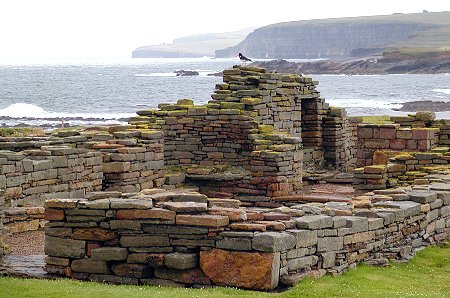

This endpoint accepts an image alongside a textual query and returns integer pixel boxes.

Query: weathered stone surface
[154,268,211,285]
[45,236,85,258]
[91,247,128,261]
[45,256,70,267]
[317,237,343,252]
[229,223,266,231]
[110,198,153,209]
[111,263,153,278]
[116,209,175,221]
[208,207,247,221]
[127,253,165,267]
[208,198,241,208]
[164,252,198,270]
[287,255,318,271]
[45,228,73,237]
[45,199,79,209]
[407,191,437,203]
[120,235,170,247]
[162,202,207,213]
[321,252,336,268]
[71,259,110,274]
[109,220,141,230]
[172,193,208,203]
[216,237,252,251]
[295,215,333,229]
[252,232,295,252]
[176,214,229,227]
[200,248,280,290]
[142,224,208,235]
[72,227,117,241]
[286,229,318,247]
[44,208,65,221]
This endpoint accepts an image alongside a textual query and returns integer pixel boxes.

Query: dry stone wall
[357,124,438,167]
[43,186,449,290]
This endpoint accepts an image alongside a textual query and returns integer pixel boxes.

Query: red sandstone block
[406,140,418,150]
[45,208,65,221]
[389,139,406,150]
[357,127,373,139]
[412,129,429,140]
[379,127,396,139]
[417,140,431,150]
[116,209,176,221]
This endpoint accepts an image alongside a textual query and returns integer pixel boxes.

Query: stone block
[200,248,280,290]
[317,237,343,252]
[111,263,153,278]
[120,235,170,247]
[72,227,117,241]
[216,237,252,251]
[252,232,295,252]
[44,208,65,221]
[164,252,198,270]
[295,215,333,229]
[110,198,153,209]
[45,236,85,258]
[321,252,336,268]
[162,202,207,213]
[116,209,176,221]
[176,214,229,227]
[287,255,318,271]
[286,229,318,247]
[71,259,110,274]
[342,216,369,233]
[154,268,211,285]
[91,247,128,261]
[109,220,141,230]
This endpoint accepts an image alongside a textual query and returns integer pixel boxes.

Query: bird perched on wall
[237,53,252,65]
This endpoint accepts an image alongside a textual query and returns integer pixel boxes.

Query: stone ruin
[0,66,449,290]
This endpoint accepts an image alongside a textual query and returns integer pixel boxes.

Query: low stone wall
[44,187,449,290]
[3,206,45,235]
[357,124,438,167]
[0,146,103,208]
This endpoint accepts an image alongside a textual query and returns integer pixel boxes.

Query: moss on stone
[220,102,245,110]
[258,125,275,134]
[240,97,262,105]
[177,99,194,106]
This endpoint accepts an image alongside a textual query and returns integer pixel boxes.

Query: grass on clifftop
[1,244,449,298]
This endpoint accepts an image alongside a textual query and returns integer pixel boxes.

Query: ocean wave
[326,98,402,109]
[135,73,177,77]
[432,88,450,95]
[0,103,135,119]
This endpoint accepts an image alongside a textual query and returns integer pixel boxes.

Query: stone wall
[0,189,4,255]
[0,146,103,208]
[0,128,165,208]
[43,186,449,290]
[357,124,439,167]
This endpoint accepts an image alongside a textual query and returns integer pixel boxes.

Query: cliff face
[215,12,450,59]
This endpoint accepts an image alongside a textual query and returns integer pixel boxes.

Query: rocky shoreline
[394,100,450,112]
[251,51,450,75]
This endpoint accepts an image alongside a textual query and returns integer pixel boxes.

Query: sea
[0,57,449,128]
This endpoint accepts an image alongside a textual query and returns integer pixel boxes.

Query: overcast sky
[0,0,449,60]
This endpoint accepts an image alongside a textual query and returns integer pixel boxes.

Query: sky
[0,0,449,61]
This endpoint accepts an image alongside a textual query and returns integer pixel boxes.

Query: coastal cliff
[216,11,450,59]
[250,49,450,75]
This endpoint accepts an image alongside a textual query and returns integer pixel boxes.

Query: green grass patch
[361,115,393,124]
[1,244,449,298]
[0,127,45,137]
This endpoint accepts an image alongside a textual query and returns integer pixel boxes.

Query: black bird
[238,53,252,64]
